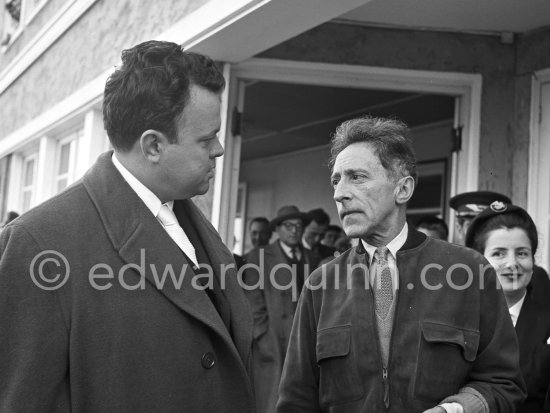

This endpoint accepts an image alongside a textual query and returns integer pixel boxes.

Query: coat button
[201,352,216,369]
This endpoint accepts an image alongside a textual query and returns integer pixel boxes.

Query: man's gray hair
[328,115,418,185]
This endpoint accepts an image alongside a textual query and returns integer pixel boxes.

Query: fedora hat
[270,205,311,231]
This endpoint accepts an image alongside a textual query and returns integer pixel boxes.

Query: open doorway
[235,80,454,254]
[212,59,481,253]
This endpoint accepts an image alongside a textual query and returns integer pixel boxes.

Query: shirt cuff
[440,387,489,413]
[439,402,463,413]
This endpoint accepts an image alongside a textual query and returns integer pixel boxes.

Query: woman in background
[466,201,550,412]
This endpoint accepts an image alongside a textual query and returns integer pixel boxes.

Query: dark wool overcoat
[0,152,255,413]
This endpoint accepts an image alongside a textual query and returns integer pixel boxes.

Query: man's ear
[395,176,415,205]
[139,129,169,163]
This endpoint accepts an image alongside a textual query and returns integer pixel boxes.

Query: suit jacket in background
[243,241,313,413]
[0,152,255,412]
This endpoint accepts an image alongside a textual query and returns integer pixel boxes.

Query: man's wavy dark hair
[103,40,225,151]
[328,115,417,185]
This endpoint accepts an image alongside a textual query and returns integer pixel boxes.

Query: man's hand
[423,407,446,413]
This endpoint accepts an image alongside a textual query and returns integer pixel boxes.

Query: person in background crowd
[243,205,313,413]
[302,208,335,268]
[4,210,19,224]
[416,215,449,241]
[321,224,343,248]
[248,216,272,252]
[466,201,550,413]
[0,40,254,412]
[449,191,511,245]
[0,211,19,229]
[451,191,550,307]
[278,115,526,413]
[318,233,353,267]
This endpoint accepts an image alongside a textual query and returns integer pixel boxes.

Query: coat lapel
[174,200,253,365]
[515,292,540,357]
[82,153,238,348]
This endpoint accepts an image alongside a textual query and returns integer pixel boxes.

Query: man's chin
[196,182,211,196]
[341,225,362,239]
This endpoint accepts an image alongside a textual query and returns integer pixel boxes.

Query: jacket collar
[355,222,427,255]
[82,152,252,365]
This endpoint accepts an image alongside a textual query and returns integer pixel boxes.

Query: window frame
[1,0,53,51]
[20,152,37,212]
[54,129,80,194]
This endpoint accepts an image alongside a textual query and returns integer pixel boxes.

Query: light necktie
[157,204,198,267]
[373,247,393,320]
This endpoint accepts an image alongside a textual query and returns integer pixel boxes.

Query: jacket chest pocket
[414,321,480,403]
[316,325,364,407]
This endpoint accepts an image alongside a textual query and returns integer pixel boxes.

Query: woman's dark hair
[103,40,225,151]
[471,212,538,255]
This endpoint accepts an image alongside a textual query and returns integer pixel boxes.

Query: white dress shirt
[361,222,408,292]
[111,153,198,267]
[279,241,302,261]
[509,292,526,327]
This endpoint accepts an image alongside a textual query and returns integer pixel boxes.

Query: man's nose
[211,137,224,158]
[333,180,349,203]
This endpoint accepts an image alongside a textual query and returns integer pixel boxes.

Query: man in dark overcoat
[243,205,313,413]
[0,41,255,412]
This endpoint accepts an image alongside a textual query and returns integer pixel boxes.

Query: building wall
[258,23,519,200]
[0,0,209,140]
[0,0,67,70]
[513,27,550,204]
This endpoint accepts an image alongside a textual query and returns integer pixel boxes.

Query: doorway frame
[528,67,550,271]
[213,58,482,247]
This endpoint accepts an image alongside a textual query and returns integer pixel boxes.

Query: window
[1,0,51,49]
[21,153,37,212]
[407,159,449,223]
[1,0,22,47]
[55,129,80,194]
[0,156,11,221]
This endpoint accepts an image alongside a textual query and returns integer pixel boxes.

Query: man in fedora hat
[242,205,313,413]
[449,190,511,245]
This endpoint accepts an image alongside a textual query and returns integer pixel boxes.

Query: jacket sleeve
[0,224,70,411]
[462,265,527,412]
[277,283,320,412]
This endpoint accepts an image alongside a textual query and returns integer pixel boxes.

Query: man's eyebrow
[340,168,369,175]
[199,128,220,139]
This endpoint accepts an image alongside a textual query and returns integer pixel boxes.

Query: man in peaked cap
[242,205,313,413]
[450,190,511,245]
